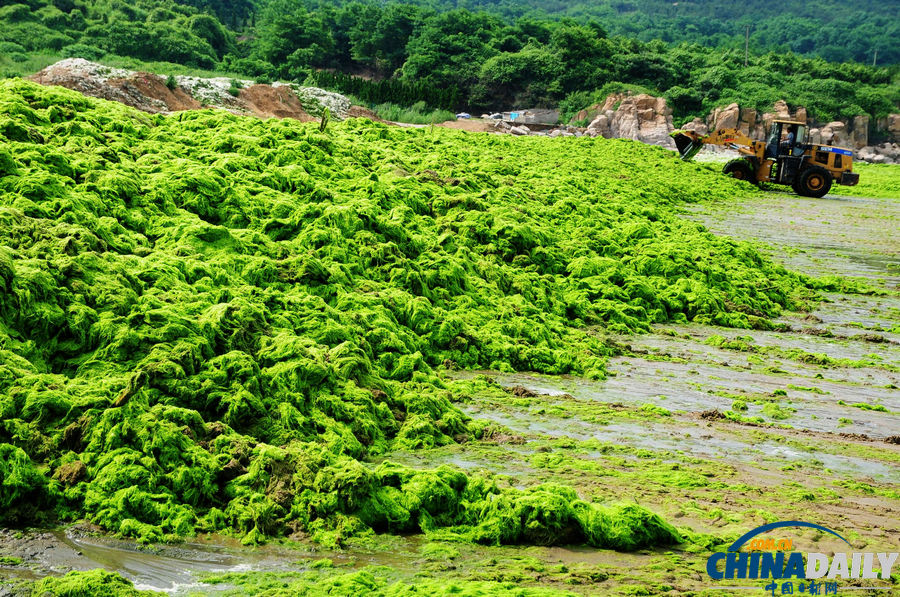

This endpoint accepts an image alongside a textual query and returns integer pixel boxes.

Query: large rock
[819,121,847,146]
[588,93,675,148]
[874,143,900,160]
[738,108,756,137]
[709,103,740,131]
[586,114,609,136]
[808,128,822,145]
[680,118,707,136]
[773,100,791,119]
[874,114,900,143]
[849,115,869,149]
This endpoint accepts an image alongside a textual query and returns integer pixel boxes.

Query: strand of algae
[0,79,821,548]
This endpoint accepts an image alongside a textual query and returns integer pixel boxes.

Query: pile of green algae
[0,79,823,550]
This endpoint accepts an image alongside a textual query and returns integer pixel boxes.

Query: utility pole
[873,49,877,67]
[744,26,749,67]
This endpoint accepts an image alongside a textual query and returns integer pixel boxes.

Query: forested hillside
[1,0,897,124]
[173,0,900,66]
[409,0,900,66]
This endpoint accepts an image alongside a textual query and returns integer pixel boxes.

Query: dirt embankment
[238,84,315,121]
[437,119,496,132]
[29,58,316,121]
[113,71,201,111]
[346,105,383,121]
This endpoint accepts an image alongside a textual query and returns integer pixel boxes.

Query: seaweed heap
[0,80,810,547]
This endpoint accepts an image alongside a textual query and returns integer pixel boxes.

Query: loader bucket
[671,131,702,161]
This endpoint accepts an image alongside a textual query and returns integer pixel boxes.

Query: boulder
[680,117,708,136]
[849,115,869,149]
[709,103,740,131]
[587,114,610,137]
[773,100,791,118]
[856,143,899,164]
[856,147,876,161]
[889,115,900,142]
[819,121,847,146]
[874,143,900,159]
[738,108,756,137]
[510,125,530,136]
[605,93,675,148]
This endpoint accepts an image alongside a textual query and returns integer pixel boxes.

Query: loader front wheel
[796,166,832,198]
[723,159,756,184]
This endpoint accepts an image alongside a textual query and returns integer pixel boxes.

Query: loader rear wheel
[723,159,756,184]
[795,166,832,198]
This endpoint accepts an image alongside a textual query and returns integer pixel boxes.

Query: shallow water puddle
[684,193,900,284]
[457,393,899,483]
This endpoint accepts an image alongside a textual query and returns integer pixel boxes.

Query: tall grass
[0,52,63,78]
[0,50,250,80]
[373,101,456,124]
[308,70,460,111]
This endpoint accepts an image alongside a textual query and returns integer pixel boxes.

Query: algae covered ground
[843,163,900,199]
[0,80,897,596]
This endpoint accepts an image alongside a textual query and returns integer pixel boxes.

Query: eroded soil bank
[2,191,897,595]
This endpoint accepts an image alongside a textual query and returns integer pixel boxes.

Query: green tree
[401,10,502,91]
[255,0,334,75]
[350,3,426,76]
[472,44,560,109]
[550,22,613,92]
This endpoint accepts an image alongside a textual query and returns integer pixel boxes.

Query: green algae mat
[0,79,832,558]
[840,163,900,199]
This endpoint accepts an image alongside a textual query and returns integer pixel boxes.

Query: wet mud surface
[685,192,899,284]
[2,192,898,595]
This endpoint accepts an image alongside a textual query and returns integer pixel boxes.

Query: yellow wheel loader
[671,119,859,197]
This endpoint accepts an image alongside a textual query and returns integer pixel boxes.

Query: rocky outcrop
[856,143,900,164]
[679,99,891,161]
[585,93,675,148]
[807,116,868,150]
[500,93,898,162]
[877,114,900,143]
[491,92,898,162]
[567,93,892,158]
[709,103,740,131]
[698,100,884,155]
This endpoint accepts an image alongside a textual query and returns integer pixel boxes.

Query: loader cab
[766,120,806,158]
[766,119,807,184]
